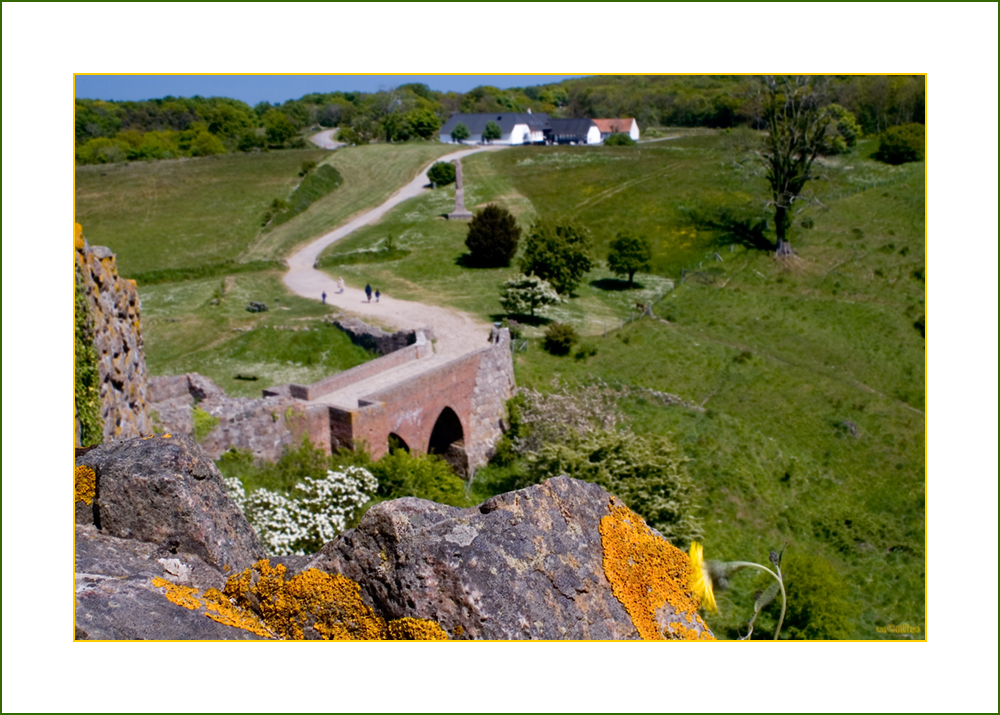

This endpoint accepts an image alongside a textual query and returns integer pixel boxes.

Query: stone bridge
[263,326,514,476]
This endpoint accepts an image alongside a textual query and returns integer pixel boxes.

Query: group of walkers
[320,277,380,305]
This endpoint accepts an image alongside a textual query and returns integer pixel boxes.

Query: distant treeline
[75,75,924,164]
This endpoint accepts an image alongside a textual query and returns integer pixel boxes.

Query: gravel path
[283,145,505,358]
[308,129,343,150]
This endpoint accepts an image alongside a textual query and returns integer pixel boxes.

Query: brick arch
[388,433,410,453]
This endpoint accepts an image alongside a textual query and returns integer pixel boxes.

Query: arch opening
[388,433,410,454]
[428,407,468,478]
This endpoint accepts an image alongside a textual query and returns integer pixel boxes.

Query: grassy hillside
[140,269,373,398]
[75,149,328,276]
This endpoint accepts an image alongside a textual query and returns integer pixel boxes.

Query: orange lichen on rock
[74,465,96,505]
[386,617,449,641]
[665,622,715,641]
[219,559,449,641]
[201,587,276,638]
[74,222,84,250]
[152,577,203,610]
[599,498,714,641]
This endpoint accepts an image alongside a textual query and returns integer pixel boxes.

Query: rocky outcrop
[308,476,712,640]
[148,373,313,462]
[74,236,153,444]
[74,436,713,641]
[74,524,264,640]
[75,434,264,571]
[330,316,434,355]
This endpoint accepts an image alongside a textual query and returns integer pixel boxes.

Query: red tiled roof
[593,118,636,133]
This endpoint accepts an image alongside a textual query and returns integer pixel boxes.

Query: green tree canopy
[465,204,521,267]
[607,231,652,287]
[483,120,502,142]
[427,161,456,187]
[450,122,470,143]
[519,220,594,295]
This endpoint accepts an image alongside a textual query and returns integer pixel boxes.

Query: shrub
[450,122,470,143]
[875,123,925,164]
[427,161,456,187]
[499,274,561,317]
[543,322,579,356]
[368,449,469,506]
[604,132,636,146]
[523,429,702,544]
[777,554,854,640]
[465,204,521,267]
[191,406,220,442]
[74,275,102,447]
[225,466,378,555]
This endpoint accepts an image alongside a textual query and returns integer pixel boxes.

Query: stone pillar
[447,158,473,220]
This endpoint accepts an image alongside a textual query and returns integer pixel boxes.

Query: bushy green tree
[451,122,470,143]
[190,130,227,157]
[820,103,862,154]
[427,161,456,187]
[519,220,594,294]
[465,204,521,267]
[483,120,502,143]
[368,449,469,506]
[875,123,924,164]
[263,108,297,145]
[499,274,561,317]
[607,231,652,287]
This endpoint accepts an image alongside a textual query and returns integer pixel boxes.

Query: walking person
[321,291,326,304]
[365,283,372,303]
[375,289,381,303]
[338,277,345,294]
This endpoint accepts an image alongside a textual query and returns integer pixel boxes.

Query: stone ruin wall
[75,236,153,445]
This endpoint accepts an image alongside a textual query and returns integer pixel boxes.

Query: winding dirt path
[283,146,504,358]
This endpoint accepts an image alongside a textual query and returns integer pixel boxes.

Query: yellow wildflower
[688,541,717,612]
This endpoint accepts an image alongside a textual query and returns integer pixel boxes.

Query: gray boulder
[75,524,264,640]
[75,434,263,572]
[306,476,713,640]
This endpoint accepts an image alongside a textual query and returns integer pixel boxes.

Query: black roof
[440,112,552,136]
[548,118,597,137]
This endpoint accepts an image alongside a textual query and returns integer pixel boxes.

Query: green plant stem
[728,560,787,640]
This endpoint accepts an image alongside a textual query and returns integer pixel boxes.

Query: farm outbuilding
[548,118,602,145]
[594,118,640,142]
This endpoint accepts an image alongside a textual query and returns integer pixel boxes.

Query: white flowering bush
[225,466,378,555]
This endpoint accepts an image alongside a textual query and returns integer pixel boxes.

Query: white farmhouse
[439,112,551,145]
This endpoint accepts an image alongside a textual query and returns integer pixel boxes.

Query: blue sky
[74,75,591,105]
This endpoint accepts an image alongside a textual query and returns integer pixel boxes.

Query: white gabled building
[439,112,551,145]
[594,118,640,142]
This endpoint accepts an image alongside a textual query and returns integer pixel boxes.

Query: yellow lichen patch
[74,222,84,250]
[202,588,276,638]
[74,465,96,505]
[599,498,714,641]
[162,433,172,439]
[152,577,203,610]
[386,618,449,641]
[221,560,447,641]
[665,622,715,641]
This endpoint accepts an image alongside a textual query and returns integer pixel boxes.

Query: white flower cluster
[224,467,378,556]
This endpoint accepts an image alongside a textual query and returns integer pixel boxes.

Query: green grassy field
[140,269,373,397]
[75,149,328,276]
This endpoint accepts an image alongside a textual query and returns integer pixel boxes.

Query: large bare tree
[758,76,832,257]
